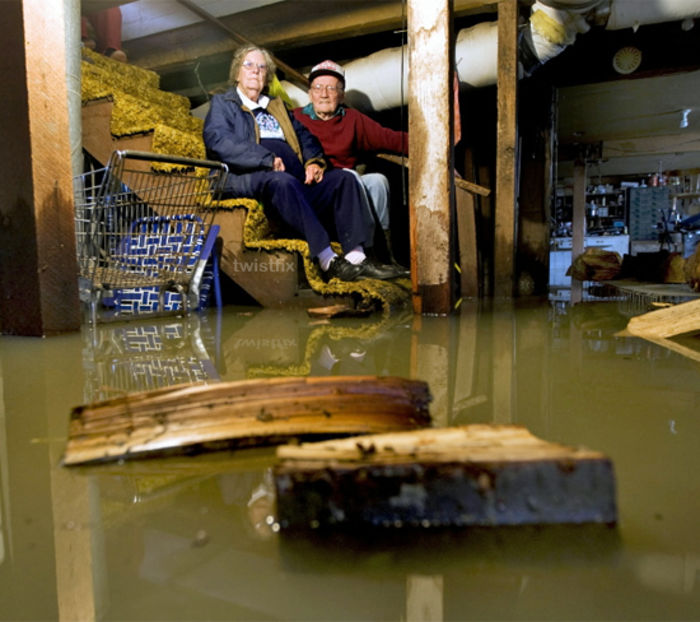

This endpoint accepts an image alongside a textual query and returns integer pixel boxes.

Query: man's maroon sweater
[293,105,408,170]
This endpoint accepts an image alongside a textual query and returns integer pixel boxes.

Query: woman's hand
[304,163,323,185]
[272,157,285,172]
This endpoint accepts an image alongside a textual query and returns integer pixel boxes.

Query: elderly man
[293,60,408,267]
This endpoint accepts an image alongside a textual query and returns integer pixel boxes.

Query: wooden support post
[494,0,519,298]
[491,302,514,424]
[406,575,443,622]
[415,318,452,428]
[571,159,587,304]
[456,187,479,298]
[408,0,454,315]
[0,0,80,335]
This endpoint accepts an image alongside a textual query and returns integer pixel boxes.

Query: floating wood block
[274,425,617,529]
[62,376,432,466]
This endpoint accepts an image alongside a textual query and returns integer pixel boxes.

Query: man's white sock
[344,246,366,265]
[317,246,337,272]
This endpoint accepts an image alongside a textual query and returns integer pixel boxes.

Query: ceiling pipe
[605,0,700,30]
[280,0,700,112]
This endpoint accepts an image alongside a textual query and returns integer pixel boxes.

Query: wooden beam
[603,131,700,159]
[377,153,491,197]
[493,0,519,298]
[407,0,454,315]
[571,159,587,304]
[0,0,80,335]
[174,0,309,90]
[125,1,495,74]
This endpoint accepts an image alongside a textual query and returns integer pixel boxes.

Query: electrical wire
[399,0,408,208]
[193,61,210,101]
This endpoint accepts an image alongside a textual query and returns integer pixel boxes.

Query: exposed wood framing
[494,0,518,297]
[0,0,80,336]
[407,0,454,315]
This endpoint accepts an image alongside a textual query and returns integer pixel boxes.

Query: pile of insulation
[80,49,411,315]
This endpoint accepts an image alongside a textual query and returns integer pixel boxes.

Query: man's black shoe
[324,256,364,282]
[387,260,410,279]
[355,259,407,280]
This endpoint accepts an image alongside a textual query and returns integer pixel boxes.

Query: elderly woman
[203,45,399,282]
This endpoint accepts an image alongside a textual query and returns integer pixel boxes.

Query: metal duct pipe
[606,0,700,30]
[281,0,700,112]
[281,0,592,109]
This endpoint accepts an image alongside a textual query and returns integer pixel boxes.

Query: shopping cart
[73,150,228,323]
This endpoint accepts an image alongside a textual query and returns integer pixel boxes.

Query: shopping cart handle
[109,150,229,173]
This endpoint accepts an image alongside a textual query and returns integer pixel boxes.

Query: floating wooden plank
[617,298,700,362]
[274,424,617,529]
[621,297,700,339]
[62,376,432,466]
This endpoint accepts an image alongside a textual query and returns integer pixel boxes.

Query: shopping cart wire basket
[74,150,228,323]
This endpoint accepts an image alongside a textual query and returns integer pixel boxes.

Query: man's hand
[273,157,285,172]
[304,163,323,185]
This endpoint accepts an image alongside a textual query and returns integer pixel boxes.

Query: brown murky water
[0,299,698,621]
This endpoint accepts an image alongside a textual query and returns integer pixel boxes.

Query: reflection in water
[0,300,698,620]
[82,314,221,402]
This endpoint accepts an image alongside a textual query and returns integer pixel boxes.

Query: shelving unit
[585,189,627,235]
[553,186,627,237]
[551,184,630,291]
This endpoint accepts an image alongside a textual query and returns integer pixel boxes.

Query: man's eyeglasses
[311,84,343,93]
[242,60,267,72]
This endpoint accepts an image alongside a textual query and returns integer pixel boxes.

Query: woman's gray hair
[228,45,276,89]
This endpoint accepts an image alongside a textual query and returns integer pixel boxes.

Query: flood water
[0,298,698,621]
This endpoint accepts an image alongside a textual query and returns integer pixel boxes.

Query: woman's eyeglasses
[242,61,267,72]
